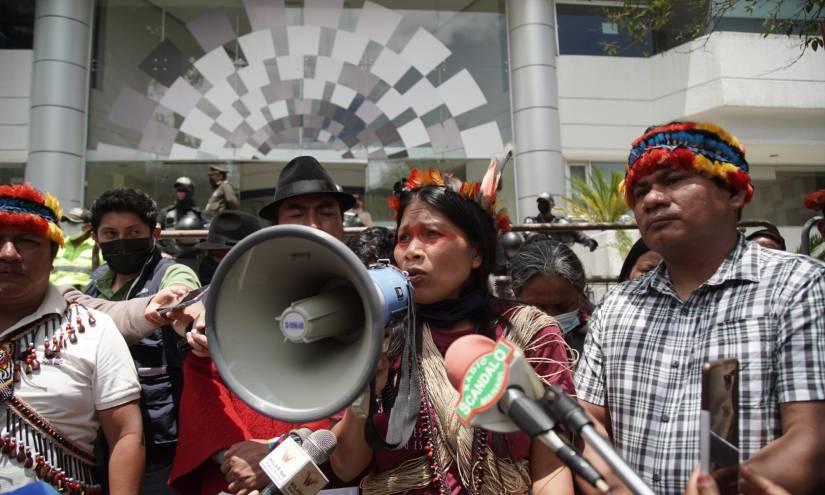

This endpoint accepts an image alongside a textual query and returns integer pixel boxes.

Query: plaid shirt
[575,237,825,493]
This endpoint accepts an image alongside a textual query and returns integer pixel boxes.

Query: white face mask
[553,309,581,335]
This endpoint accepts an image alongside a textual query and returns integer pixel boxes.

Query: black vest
[85,248,186,462]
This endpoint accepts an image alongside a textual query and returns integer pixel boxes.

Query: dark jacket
[85,248,186,466]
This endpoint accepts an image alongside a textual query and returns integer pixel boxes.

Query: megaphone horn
[206,224,411,423]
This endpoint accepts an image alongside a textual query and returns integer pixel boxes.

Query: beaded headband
[0,183,65,246]
[620,122,753,208]
[389,159,512,232]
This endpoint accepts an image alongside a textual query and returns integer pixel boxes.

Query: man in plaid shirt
[574,122,825,494]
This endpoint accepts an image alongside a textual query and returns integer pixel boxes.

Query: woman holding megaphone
[330,163,577,495]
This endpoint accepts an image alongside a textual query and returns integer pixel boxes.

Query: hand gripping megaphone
[206,224,411,422]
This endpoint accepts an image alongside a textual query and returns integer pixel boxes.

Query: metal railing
[159,219,786,303]
[158,219,781,239]
[800,216,823,256]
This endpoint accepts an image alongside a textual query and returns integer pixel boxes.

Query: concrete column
[25,0,93,210]
[506,0,565,220]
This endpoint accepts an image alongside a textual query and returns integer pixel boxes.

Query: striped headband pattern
[0,183,65,246]
[620,122,753,208]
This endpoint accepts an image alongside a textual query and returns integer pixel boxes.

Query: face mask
[538,202,551,215]
[553,309,580,335]
[100,237,154,275]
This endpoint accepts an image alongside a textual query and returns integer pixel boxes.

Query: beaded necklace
[0,302,103,494]
[419,366,487,495]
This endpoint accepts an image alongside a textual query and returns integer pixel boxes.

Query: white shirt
[0,285,141,489]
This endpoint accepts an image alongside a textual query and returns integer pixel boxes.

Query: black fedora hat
[258,155,356,220]
[196,210,262,251]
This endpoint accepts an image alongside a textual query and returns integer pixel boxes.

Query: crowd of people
[1,121,823,495]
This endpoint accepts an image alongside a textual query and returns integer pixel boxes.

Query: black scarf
[416,287,488,327]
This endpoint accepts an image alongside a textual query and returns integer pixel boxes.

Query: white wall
[557,32,825,166]
[0,50,32,163]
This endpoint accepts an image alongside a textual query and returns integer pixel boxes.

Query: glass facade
[565,161,624,188]
[555,0,814,56]
[0,0,34,49]
[592,162,624,179]
[712,0,809,33]
[85,161,243,219]
[746,169,825,227]
[0,163,24,185]
[556,3,653,56]
[86,0,512,223]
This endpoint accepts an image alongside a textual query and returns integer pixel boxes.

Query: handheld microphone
[286,428,313,445]
[260,429,336,495]
[444,335,610,494]
[213,428,313,464]
[540,386,656,495]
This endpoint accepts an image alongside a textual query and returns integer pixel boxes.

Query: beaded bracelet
[267,434,286,452]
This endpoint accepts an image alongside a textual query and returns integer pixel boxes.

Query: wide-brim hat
[196,210,262,251]
[258,155,356,220]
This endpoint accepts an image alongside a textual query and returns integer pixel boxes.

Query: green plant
[559,169,634,256]
[560,168,629,223]
[798,232,825,261]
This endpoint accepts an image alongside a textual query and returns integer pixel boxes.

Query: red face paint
[394,200,480,305]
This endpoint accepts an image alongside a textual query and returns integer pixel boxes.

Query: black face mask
[100,238,154,275]
[538,201,551,215]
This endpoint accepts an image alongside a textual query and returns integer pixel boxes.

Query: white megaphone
[206,224,411,423]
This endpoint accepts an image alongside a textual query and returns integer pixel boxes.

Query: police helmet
[174,176,194,192]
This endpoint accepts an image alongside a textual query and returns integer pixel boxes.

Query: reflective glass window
[86,0,514,223]
[0,163,25,185]
[556,4,652,56]
[746,169,825,227]
[0,0,34,49]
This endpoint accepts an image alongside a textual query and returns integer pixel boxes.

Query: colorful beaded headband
[389,159,512,232]
[620,122,753,208]
[0,183,65,246]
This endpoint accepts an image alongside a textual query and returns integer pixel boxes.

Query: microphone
[287,427,313,445]
[540,386,655,495]
[213,428,313,464]
[444,335,610,494]
[259,429,337,495]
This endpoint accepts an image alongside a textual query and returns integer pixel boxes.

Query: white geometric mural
[100,0,505,161]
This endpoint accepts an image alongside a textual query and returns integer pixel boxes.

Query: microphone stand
[542,386,656,495]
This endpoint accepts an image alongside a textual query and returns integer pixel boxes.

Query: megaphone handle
[363,378,403,451]
[353,343,390,418]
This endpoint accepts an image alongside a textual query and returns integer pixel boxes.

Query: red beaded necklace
[418,369,487,495]
[1,302,103,494]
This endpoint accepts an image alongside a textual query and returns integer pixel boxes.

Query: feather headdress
[620,122,753,208]
[389,156,511,232]
[0,183,65,246]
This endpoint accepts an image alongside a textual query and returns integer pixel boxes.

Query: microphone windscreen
[444,334,497,391]
[303,429,337,465]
